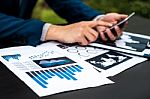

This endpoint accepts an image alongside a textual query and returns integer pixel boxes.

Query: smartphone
[110,12,135,30]
[104,12,135,40]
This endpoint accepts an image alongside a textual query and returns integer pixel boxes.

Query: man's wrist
[45,24,63,41]
[41,23,52,41]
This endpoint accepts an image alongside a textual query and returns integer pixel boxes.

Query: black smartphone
[104,12,135,40]
[110,12,135,30]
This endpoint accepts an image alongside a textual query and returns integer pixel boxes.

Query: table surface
[0,16,150,99]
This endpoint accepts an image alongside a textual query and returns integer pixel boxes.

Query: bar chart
[26,65,83,88]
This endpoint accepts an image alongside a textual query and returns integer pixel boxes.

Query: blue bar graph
[54,68,71,80]
[67,66,76,72]
[63,67,75,75]
[71,65,82,72]
[26,72,47,88]
[45,70,55,76]
[40,70,52,78]
[58,68,77,80]
[26,65,84,88]
[75,65,84,69]
[31,71,48,85]
[35,71,48,80]
[50,69,64,79]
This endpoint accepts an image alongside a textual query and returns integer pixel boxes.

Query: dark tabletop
[0,16,150,99]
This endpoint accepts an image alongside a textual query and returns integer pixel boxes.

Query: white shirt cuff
[41,23,52,41]
[93,15,105,21]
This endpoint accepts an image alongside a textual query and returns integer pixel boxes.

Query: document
[0,31,148,97]
[91,31,150,58]
[0,46,113,97]
[37,41,147,77]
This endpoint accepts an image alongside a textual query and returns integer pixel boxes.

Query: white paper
[90,31,150,57]
[37,41,147,77]
[0,46,113,97]
[0,45,35,55]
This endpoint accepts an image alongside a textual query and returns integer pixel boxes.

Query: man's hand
[45,21,112,45]
[96,13,128,41]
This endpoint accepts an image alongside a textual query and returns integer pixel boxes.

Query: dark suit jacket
[0,0,101,47]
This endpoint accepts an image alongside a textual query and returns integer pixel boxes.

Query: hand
[100,13,128,24]
[45,21,112,45]
[96,13,128,41]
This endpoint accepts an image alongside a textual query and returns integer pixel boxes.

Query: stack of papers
[0,31,149,97]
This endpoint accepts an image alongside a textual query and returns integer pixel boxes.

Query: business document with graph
[0,47,113,97]
[37,41,147,77]
[0,31,149,97]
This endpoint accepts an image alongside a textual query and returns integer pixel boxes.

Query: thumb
[115,14,128,21]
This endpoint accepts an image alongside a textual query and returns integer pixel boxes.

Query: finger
[86,21,99,27]
[96,26,108,41]
[105,28,116,41]
[88,28,99,40]
[85,21,112,29]
[76,32,89,45]
[96,26,107,32]
[99,31,108,41]
[115,14,128,21]
[84,28,99,43]
[114,26,123,37]
[97,21,113,27]
[79,36,89,45]
[119,14,128,19]
[85,21,112,28]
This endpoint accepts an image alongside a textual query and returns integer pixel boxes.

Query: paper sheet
[37,41,147,77]
[91,31,150,57]
[0,46,113,97]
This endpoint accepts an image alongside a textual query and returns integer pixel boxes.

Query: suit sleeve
[45,0,102,23]
[0,12,45,46]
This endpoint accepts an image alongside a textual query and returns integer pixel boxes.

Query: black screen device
[110,12,135,30]
[104,12,135,40]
